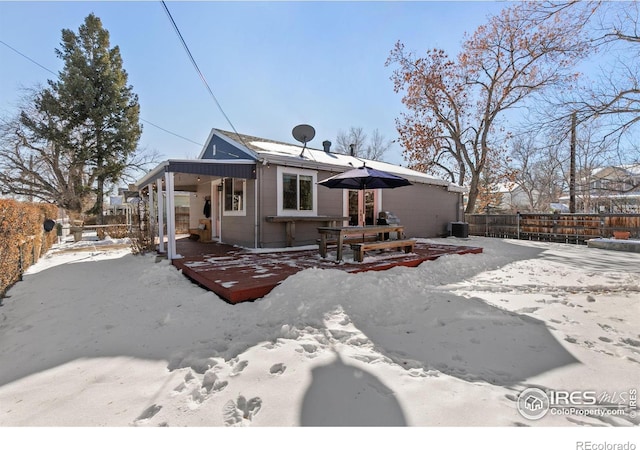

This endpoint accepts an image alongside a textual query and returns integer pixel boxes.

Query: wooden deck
[171,238,483,304]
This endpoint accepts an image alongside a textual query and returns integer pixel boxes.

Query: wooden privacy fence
[465,213,640,244]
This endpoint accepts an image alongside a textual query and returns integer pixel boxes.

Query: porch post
[156,178,165,254]
[147,183,156,246]
[165,171,181,259]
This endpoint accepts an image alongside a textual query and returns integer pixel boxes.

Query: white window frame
[277,166,317,216]
[222,177,246,216]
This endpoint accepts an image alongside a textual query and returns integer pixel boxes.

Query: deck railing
[465,213,640,244]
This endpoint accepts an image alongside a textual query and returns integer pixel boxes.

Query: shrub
[0,199,58,297]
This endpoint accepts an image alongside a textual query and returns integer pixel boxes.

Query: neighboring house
[494,183,540,213]
[559,164,640,213]
[135,129,466,259]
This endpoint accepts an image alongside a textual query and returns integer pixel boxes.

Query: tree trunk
[569,112,577,213]
[95,177,105,225]
[465,173,480,213]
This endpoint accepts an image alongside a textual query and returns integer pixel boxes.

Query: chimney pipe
[349,144,355,157]
[322,140,331,153]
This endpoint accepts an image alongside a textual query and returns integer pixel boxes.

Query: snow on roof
[247,139,462,191]
[209,128,466,192]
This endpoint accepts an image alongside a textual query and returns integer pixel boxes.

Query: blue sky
[0,1,509,166]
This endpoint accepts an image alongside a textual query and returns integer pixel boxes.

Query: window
[277,167,317,215]
[223,178,246,216]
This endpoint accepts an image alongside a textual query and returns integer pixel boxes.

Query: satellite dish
[292,124,315,157]
[292,124,315,144]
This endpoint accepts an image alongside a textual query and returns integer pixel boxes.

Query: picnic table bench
[350,239,417,262]
[317,225,406,261]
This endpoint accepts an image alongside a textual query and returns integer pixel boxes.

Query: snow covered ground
[0,236,638,447]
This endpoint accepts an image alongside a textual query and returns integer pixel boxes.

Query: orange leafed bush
[0,199,58,297]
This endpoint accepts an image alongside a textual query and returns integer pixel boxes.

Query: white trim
[342,188,381,226]
[165,172,174,258]
[165,171,181,259]
[222,178,247,216]
[276,166,318,216]
[254,176,259,248]
[342,190,350,226]
[197,128,217,159]
[148,183,156,248]
[137,161,169,189]
[211,179,222,238]
[156,178,165,254]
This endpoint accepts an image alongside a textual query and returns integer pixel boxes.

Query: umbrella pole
[361,183,364,226]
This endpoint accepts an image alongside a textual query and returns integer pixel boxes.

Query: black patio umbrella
[319,165,412,227]
[318,165,412,190]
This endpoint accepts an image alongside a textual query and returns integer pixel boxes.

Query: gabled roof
[591,164,640,179]
[207,129,466,192]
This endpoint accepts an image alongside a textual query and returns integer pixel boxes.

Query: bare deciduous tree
[334,126,392,161]
[387,1,593,213]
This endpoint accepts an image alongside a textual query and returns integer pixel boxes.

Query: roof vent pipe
[322,140,331,153]
[349,144,355,157]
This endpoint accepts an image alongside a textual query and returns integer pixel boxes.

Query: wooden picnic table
[317,225,405,261]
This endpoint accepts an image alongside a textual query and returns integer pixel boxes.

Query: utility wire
[0,40,56,76]
[160,1,249,149]
[0,39,202,147]
[140,119,202,146]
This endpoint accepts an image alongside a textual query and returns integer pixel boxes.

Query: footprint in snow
[202,369,228,393]
[621,337,640,348]
[173,371,197,393]
[598,323,616,333]
[296,343,318,355]
[269,363,286,375]
[230,360,248,376]
[223,395,262,426]
[134,404,162,423]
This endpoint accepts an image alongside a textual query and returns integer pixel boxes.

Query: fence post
[485,213,488,237]
[517,212,520,240]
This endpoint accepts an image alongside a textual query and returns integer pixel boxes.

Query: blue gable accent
[201,134,256,161]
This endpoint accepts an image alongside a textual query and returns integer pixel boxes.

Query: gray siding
[220,178,257,248]
[219,166,461,248]
[259,165,281,246]
[381,183,460,238]
[258,166,346,248]
[317,169,346,216]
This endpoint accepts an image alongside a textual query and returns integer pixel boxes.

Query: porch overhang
[136,159,257,189]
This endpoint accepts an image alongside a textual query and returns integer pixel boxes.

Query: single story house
[135,128,466,259]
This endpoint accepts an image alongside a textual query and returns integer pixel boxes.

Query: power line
[0,39,202,147]
[0,40,56,76]
[160,1,248,148]
[140,119,202,146]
